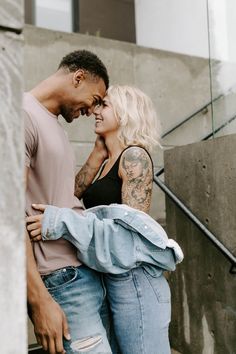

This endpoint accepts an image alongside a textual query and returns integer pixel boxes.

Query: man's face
[60,76,106,123]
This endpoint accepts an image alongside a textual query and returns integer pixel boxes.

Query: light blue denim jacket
[42,204,183,276]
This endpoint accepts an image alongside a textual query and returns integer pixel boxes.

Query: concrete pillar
[0,1,26,352]
[164,135,236,354]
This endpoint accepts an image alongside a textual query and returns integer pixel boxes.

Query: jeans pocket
[42,266,78,291]
[105,270,131,281]
[143,270,171,303]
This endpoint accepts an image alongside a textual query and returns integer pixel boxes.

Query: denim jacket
[42,204,184,276]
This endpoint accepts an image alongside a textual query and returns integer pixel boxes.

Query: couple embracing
[25,50,183,354]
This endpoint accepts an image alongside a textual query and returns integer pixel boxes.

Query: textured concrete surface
[0,1,26,353]
[0,33,26,352]
[0,0,23,29]
[0,5,27,354]
[165,135,236,354]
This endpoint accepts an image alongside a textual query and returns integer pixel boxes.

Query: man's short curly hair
[58,50,109,89]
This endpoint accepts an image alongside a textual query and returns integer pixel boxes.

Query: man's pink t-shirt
[24,92,82,274]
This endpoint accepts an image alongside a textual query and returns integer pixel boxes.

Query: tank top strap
[96,152,123,180]
[99,146,140,178]
[97,145,153,180]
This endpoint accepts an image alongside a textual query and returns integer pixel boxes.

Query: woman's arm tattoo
[120,147,153,212]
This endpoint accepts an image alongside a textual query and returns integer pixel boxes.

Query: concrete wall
[164,134,236,354]
[23,25,213,221]
[0,0,26,353]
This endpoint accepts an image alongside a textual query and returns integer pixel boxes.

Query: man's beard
[60,105,74,123]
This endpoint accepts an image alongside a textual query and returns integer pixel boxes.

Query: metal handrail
[153,175,236,274]
[161,85,236,139]
[161,105,210,139]
[154,111,236,272]
[157,112,236,178]
[155,83,236,274]
[202,113,236,140]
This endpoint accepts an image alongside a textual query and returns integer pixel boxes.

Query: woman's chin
[94,128,104,136]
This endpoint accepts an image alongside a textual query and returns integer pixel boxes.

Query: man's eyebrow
[93,96,103,104]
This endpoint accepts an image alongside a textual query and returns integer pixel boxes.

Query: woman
[27,86,178,354]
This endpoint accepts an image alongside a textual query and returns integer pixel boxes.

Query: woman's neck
[104,135,124,161]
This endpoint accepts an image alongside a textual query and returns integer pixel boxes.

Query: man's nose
[86,107,93,116]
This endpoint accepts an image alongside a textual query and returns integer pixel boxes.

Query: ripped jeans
[42,265,112,354]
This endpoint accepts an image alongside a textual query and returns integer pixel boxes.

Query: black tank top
[82,146,153,209]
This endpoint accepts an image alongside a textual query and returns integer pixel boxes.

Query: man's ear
[73,69,86,87]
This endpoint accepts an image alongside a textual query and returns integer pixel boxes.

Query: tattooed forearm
[74,162,98,199]
[120,147,153,212]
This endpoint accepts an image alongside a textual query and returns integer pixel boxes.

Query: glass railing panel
[207,0,236,138]
[135,0,213,147]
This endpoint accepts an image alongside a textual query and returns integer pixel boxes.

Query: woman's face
[93,95,120,137]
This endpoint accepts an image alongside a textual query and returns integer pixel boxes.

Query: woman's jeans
[105,268,171,354]
[42,265,112,354]
[42,265,171,354]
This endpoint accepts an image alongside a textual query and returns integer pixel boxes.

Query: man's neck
[30,75,62,115]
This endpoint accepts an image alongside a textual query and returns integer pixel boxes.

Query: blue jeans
[104,268,171,354]
[42,265,112,354]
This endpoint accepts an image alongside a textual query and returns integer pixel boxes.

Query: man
[24,50,111,354]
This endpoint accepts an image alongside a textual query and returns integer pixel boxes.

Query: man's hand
[26,204,47,241]
[30,295,71,354]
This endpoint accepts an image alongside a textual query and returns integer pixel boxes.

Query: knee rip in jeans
[70,334,103,353]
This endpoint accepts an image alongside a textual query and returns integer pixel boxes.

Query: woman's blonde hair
[107,85,161,151]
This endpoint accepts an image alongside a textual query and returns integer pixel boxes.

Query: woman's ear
[73,69,86,87]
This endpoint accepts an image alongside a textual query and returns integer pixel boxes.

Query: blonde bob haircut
[107,85,161,151]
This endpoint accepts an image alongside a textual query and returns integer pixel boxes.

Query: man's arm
[74,136,107,198]
[25,167,70,354]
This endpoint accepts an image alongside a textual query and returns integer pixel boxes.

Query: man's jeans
[42,265,112,354]
[104,268,171,354]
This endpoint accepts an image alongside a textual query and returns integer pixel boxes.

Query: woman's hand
[74,136,107,199]
[94,135,108,161]
[26,204,47,242]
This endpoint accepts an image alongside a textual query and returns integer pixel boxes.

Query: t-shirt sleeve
[24,110,38,167]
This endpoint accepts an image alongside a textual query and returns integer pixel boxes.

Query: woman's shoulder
[120,146,153,164]
[118,145,153,178]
